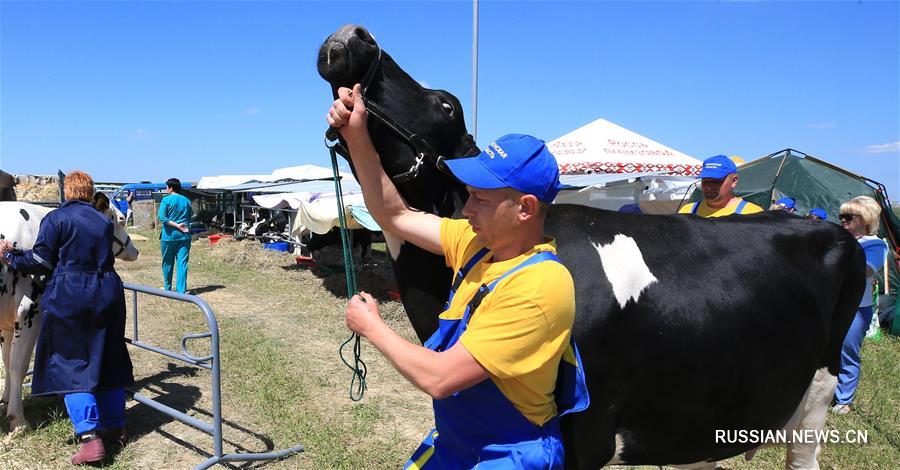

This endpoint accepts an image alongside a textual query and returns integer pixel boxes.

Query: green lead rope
[328,143,367,401]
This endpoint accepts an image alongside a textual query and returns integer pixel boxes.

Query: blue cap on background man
[773,197,796,210]
[445,133,563,203]
[698,155,738,179]
[807,208,827,220]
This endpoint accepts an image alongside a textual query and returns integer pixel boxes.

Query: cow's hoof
[831,404,851,415]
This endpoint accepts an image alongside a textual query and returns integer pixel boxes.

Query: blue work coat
[6,200,134,396]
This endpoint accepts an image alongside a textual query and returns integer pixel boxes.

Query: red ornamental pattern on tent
[558,161,702,176]
[550,139,701,176]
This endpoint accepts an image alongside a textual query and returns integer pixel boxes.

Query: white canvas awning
[197,164,351,190]
[548,118,701,176]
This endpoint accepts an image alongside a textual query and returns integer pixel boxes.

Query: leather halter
[325,46,451,184]
[111,232,131,257]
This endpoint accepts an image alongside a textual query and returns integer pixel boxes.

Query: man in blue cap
[328,84,588,469]
[678,155,763,217]
[806,208,828,220]
[769,196,797,214]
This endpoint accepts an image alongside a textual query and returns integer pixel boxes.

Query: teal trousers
[161,240,191,293]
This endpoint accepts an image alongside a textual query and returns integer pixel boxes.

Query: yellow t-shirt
[440,218,576,426]
[677,198,764,217]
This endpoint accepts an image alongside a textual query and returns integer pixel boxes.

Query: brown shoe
[99,426,128,449]
[71,431,106,465]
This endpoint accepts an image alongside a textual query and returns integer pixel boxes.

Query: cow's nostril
[353,26,376,45]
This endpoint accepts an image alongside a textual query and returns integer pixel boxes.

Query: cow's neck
[388,178,466,343]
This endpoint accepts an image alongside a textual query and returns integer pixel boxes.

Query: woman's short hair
[64,171,95,202]
[840,196,882,236]
[166,178,182,194]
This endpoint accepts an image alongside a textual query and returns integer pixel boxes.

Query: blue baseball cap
[445,134,563,203]
[807,208,827,220]
[773,197,796,210]
[699,155,738,179]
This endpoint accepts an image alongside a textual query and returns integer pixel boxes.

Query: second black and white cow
[0,201,138,434]
[318,25,865,469]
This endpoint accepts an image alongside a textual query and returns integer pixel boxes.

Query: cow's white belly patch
[594,234,657,309]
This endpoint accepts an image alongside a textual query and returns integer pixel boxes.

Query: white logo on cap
[489,142,508,159]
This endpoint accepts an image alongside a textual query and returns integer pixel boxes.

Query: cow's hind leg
[783,367,837,470]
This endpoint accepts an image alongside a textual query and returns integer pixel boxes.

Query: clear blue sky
[2,1,898,198]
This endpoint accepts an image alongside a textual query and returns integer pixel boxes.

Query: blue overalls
[405,248,590,469]
[690,199,749,215]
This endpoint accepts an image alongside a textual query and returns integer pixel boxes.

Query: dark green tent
[708,149,900,333]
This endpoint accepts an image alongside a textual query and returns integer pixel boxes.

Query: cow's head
[93,194,139,261]
[317,24,477,217]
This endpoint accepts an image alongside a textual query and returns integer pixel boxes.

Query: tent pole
[472,0,479,142]
[766,150,792,205]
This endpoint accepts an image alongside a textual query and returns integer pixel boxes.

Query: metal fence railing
[123,282,303,469]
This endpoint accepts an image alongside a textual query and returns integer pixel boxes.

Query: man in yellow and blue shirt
[678,155,763,217]
[329,84,588,469]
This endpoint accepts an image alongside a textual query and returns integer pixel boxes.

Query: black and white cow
[318,25,865,469]
[0,201,138,434]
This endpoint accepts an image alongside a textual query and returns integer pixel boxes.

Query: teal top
[158,193,192,241]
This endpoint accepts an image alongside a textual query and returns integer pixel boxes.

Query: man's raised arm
[327,84,442,256]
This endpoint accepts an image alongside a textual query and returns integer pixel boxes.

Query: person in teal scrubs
[158,178,192,293]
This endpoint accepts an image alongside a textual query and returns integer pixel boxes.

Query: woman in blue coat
[0,171,134,465]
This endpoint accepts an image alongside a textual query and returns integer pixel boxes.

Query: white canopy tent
[547,118,702,213]
[196,164,351,190]
[548,118,701,176]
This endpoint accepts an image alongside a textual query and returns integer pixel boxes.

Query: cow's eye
[442,102,454,117]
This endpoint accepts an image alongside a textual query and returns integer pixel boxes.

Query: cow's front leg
[1,328,12,417]
[5,298,40,434]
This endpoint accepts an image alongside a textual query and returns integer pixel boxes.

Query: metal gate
[123,282,303,469]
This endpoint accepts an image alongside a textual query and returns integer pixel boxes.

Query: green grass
[717,335,900,470]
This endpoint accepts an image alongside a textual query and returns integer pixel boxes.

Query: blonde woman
[833,196,889,414]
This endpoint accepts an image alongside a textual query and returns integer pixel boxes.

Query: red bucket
[208,234,229,245]
[296,256,318,268]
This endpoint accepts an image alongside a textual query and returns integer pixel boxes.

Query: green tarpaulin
[686,149,900,332]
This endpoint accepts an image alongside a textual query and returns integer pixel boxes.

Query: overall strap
[735,199,748,214]
[466,251,561,319]
[447,247,491,304]
[691,201,701,215]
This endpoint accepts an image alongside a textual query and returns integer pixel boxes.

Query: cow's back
[546,204,864,467]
